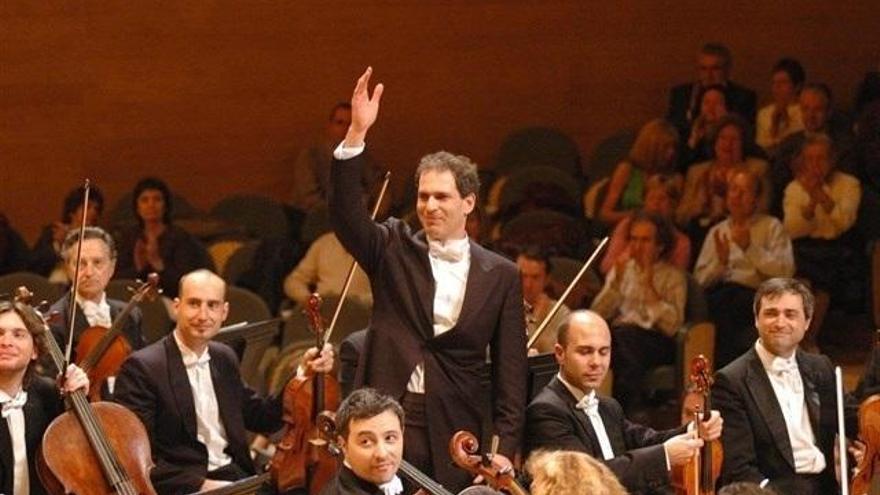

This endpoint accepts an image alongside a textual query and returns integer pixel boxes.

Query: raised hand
[345,67,385,147]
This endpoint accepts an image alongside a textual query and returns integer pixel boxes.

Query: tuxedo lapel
[797,352,822,436]
[412,231,437,341]
[745,352,796,469]
[598,400,625,456]
[0,419,12,491]
[163,337,198,440]
[209,347,237,437]
[547,378,603,455]
[454,242,494,332]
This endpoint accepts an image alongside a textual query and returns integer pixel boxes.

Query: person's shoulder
[471,243,517,274]
[717,348,757,380]
[126,337,168,366]
[27,375,59,398]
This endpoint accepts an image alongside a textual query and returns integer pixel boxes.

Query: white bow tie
[576,393,600,416]
[81,299,112,327]
[378,475,403,495]
[770,359,803,393]
[428,239,467,263]
[1,390,28,418]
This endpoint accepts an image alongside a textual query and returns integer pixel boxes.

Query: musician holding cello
[113,269,334,494]
[525,310,723,494]
[0,298,90,495]
[48,226,145,396]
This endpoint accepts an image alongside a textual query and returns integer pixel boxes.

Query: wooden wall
[2,1,878,242]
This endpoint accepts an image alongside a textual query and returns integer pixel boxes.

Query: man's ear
[463,193,476,215]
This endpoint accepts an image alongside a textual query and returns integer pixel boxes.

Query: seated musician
[321,387,405,495]
[518,245,571,355]
[525,310,722,494]
[1,298,89,495]
[113,269,334,494]
[48,226,145,396]
[713,277,860,494]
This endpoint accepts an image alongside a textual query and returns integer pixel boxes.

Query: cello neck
[398,459,455,495]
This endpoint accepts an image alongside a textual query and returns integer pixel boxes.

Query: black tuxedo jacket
[319,465,384,495]
[714,348,837,494]
[49,293,145,362]
[330,154,528,491]
[525,376,684,494]
[0,377,65,495]
[113,335,283,494]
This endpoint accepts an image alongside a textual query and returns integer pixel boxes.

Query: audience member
[601,174,691,274]
[591,211,687,413]
[683,84,731,167]
[525,310,721,493]
[114,177,213,299]
[599,118,680,226]
[518,245,571,354]
[783,134,862,348]
[29,185,104,283]
[525,450,629,495]
[677,114,771,254]
[0,213,29,276]
[668,43,757,165]
[283,231,372,308]
[756,58,806,156]
[694,170,795,368]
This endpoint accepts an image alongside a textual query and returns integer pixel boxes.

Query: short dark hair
[62,185,104,224]
[0,298,49,388]
[336,388,405,440]
[701,42,732,69]
[517,245,553,274]
[414,151,481,199]
[772,58,806,89]
[132,177,173,225]
[62,226,117,261]
[753,277,815,322]
[629,210,675,259]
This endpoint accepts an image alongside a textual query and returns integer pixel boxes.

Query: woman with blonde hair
[598,118,680,226]
[526,450,629,495]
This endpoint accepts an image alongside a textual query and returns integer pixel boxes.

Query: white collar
[173,329,211,367]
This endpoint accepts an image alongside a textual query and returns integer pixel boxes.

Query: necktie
[378,475,403,495]
[1,390,28,418]
[576,393,615,460]
[428,240,466,263]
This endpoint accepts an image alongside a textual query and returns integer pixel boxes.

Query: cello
[13,288,156,495]
[448,431,530,495]
[672,355,722,495]
[76,273,160,401]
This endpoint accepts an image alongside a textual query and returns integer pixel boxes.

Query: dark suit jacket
[318,465,383,495]
[330,154,528,491]
[526,376,684,494]
[0,377,65,495]
[49,292,145,362]
[339,329,367,399]
[113,335,283,494]
[714,348,837,494]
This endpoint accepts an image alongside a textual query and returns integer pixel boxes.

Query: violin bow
[837,366,850,495]
[64,179,91,368]
[526,236,609,349]
[323,171,390,345]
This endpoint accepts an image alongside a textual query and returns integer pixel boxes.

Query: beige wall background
[2,1,878,242]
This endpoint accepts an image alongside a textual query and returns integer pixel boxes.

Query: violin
[269,293,340,494]
[672,355,722,495]
[14,288,156,495]
[448,430,529,495]
[76,273,160,401]
[851,394,880,495]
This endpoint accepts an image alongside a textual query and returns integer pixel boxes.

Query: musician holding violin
[113,269,334,495]
[0,298,90,495]
[48,226,145,397]
[525,310,723,495]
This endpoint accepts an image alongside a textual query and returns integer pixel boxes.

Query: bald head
[557,310,610,348]
[555,310,612,393]
[174,269,229,353]
[178,269,227,301]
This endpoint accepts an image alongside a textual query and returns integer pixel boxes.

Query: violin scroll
[448,431,528,495]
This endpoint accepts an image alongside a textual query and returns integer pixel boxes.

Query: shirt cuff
[333,141,366,160]
[759,478,769,488]
[664,443,671,471]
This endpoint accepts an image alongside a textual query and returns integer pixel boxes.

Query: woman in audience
[526,450,629,495]
[601,174,691,274]
[783,134,862,348]
[598,118,680,227]
[677,114,771,250]
[114,177,212,298]
[29,185,104,283]
[682,84,729,167]
[756,58,806,156]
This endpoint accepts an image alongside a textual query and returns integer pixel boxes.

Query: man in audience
[48,226,145,397]
[283,231,372,308]
[518,245,570,354]
[668,43,757,147]
[713,277,845,494]
[590,211,687,414]
[114,269,333,494]
[526,310,722,494]
[694,170,795,367]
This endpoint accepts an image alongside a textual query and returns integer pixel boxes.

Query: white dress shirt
[1,388,29,495]
[77,293,112,328]
[556,373,615,461]
[783,171,861,240]
[754,340,826,473]
[173,330,232,471]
